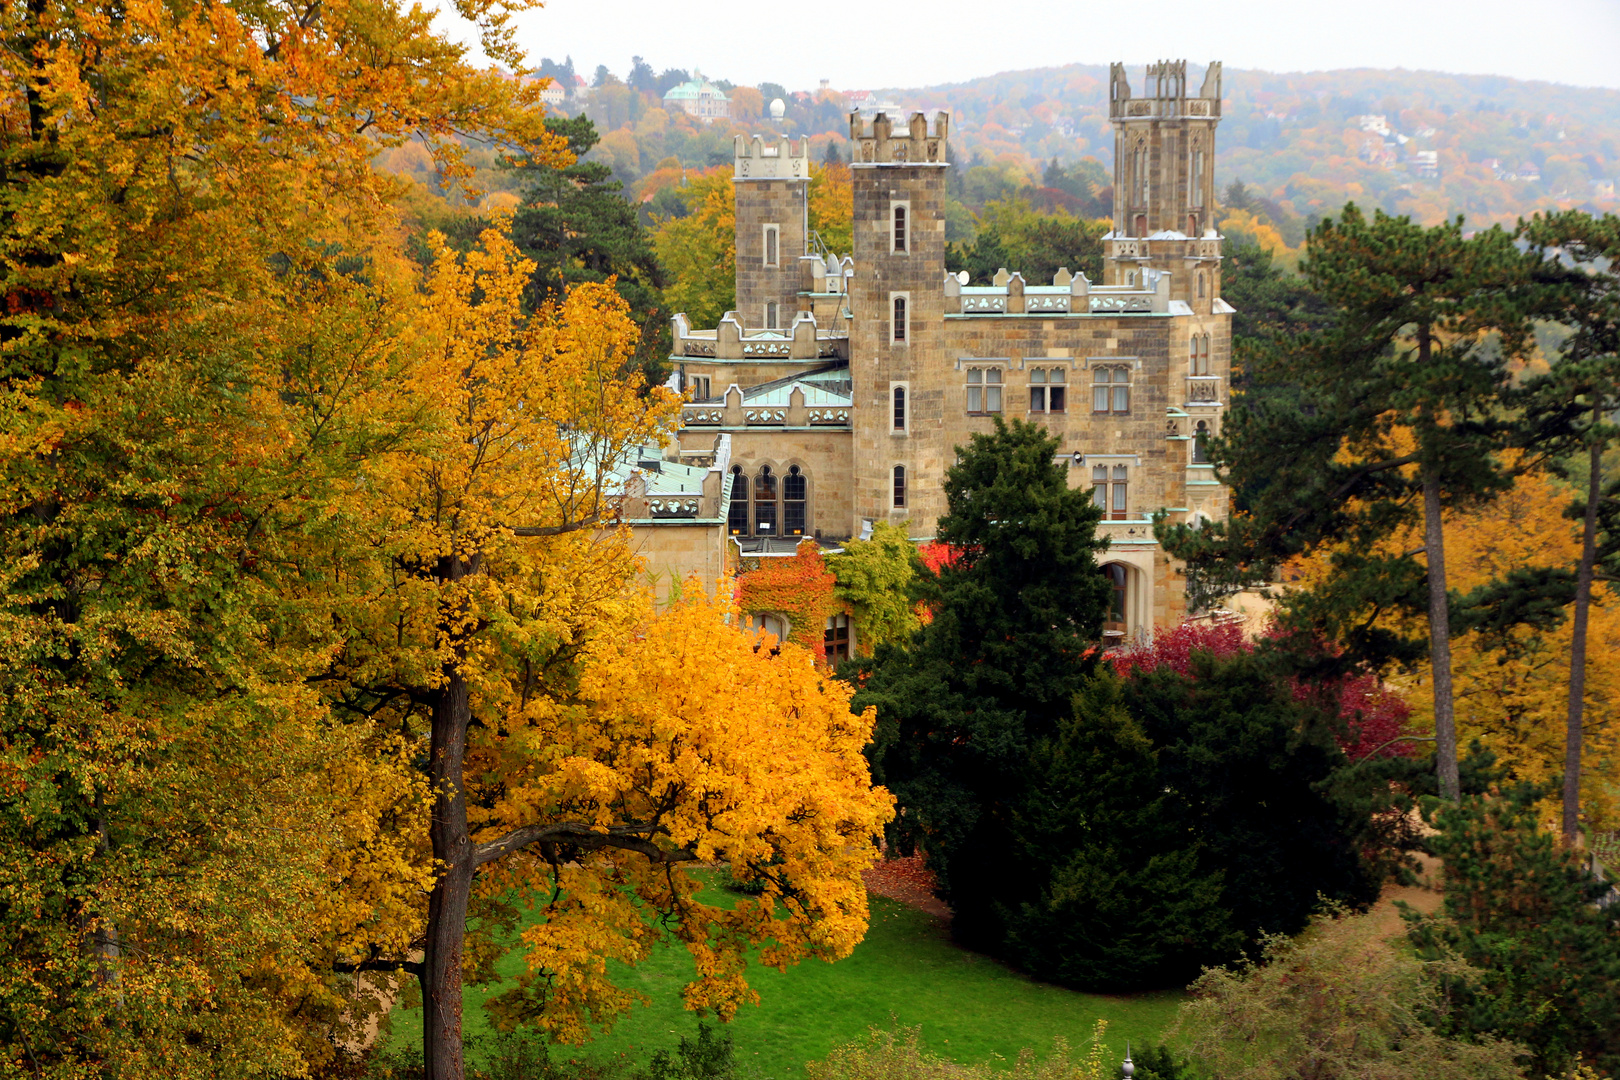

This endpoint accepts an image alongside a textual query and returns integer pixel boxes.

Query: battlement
[1109,60,1222,119]
[848,111,949,167]
[733,135,809,181]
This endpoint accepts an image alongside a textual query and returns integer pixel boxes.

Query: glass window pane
[1094,386,1109,412]
[987,368,1002,384]
[967,368,982,384]
[1112,466,1128,481]
[1113,484,1126,512]
[1092,466,1108,482]
[1094,367,1108,384]
[1030,368,1046,384]
[1093,484,1107,508]
[1050,368,1065,385]
[967,386,981,412]
[1050,386,1065,412]
[986,386,1001,413]
[1113,386,1129,412]
[1030,387,1044,412]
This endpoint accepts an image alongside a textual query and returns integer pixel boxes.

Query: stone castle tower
[847,111,952,529]
[1105,60,1224,313]
[732,135,809,329]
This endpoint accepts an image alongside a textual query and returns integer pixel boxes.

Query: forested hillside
[468,59,1620,240]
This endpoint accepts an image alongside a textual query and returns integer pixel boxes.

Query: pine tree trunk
[423,554,477,1080]
[1423,469,1461,801]
[1563,422,1602,844]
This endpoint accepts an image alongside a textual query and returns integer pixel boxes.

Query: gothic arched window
[892,465,907,509]
[1193,420,1211,464]
[728,466,749,535]
[783,465,807,536]
[754,466,777,535]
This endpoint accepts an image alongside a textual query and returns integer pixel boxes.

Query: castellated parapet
[849,111,949,167]
[733,135,809,181]
[1108,59,1222,118]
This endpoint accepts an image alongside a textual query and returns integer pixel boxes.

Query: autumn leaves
[0,2,889,1077]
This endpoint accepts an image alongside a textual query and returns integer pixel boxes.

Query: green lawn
[385,879,1186,1077]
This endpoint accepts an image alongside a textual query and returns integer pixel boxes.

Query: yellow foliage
[652,168,737,328]
[810,162,855,256]
[1292,462,1620,827]
[484,587,892,1042]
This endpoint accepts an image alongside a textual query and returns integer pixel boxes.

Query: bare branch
[474,821,697,868]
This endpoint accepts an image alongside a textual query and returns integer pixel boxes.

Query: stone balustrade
[944,266,1171,315]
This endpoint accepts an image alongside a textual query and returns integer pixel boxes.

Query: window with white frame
[1029,367,1066,413]
[763,224,780,268]
[1092,365,1131,414]
[966,366,1003,414]
[892,202,909,253]
[1092,464,1129,520]
[824,614,851,663]
[892,384,907,432]
[687,374,711,400]
[746,612,788,643]
[891,293,908,343]
[1190,334,1211,376]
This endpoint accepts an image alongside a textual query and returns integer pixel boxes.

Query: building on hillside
[663,73,730,122]
[651,59,1233,644]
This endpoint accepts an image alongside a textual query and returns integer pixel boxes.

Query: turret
[733,134,810,329]
[1105,60,1224,313]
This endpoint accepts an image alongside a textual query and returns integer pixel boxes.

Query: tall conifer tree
[1161,207,1541,800]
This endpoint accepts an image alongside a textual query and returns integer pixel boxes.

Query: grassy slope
[385,879,1184,1077]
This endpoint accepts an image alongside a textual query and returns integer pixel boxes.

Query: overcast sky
[437,0,1620,92]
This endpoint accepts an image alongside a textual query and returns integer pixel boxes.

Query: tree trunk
[1423,468,1461,801]
[1563,419,1602,844]
[422,556,477,1080]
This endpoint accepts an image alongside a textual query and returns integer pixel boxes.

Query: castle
[627,60,1231,644]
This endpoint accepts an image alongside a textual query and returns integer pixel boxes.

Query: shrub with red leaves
[1111,620,1415,761]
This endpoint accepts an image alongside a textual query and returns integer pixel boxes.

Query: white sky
[439,0,1620,92]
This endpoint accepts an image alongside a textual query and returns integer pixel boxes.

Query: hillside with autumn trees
[484,59,1619,251]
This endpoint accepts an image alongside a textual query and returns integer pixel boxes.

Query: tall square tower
[847,112,951,536]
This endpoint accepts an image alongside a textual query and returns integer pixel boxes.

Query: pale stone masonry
[658,60,1232,642]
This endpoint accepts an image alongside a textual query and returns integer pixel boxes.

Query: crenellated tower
[733,135,809,329]
[1105,60,1224,314]
[848,111,950,536]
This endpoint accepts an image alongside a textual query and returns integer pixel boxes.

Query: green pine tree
[853,418,1112,950]
[508,115,671,384]
[1404,787,1620,1077]
[1160,206,1545,799]
[1516,209,1620,842]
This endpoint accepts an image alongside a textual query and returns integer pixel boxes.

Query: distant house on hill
[663,73,730,122]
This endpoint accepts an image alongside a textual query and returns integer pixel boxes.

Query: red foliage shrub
[1111,620,1415,761]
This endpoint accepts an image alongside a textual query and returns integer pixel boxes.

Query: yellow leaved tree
[652,168,737,330]
[0,0,565,1074]
[320,228,891,1078]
